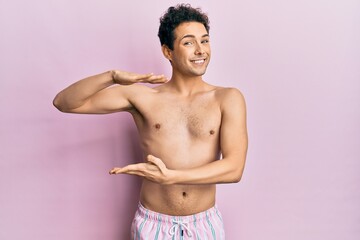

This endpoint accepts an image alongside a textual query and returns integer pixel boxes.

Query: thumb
[147,155,165,170]
[147,154,158,163]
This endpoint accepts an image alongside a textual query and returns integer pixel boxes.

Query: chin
[188,67,208,76]
[193,69,207,76]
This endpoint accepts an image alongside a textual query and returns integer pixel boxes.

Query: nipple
[155,123,161,129]
[210,130,215,135]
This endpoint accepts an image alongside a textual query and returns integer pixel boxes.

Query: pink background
[1,0,359,239]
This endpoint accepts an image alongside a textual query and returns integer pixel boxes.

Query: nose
[194,42,205,55]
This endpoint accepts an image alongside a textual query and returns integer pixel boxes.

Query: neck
[168,73,207,96]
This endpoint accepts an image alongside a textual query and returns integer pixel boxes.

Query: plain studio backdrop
[0,0,359,239]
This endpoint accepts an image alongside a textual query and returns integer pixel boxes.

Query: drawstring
[169,219,193,238]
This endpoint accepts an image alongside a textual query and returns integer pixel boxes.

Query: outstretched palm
[109,155,173,184]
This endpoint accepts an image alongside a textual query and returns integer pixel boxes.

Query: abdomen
[140,180,216,216]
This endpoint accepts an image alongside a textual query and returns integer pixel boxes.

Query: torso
[128,83,224,215]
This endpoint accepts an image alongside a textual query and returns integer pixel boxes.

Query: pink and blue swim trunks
[131,202,225,239]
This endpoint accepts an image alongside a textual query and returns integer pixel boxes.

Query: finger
[147,154,156,163]
[122,163,152,173]
[118,164,137,173]
[147,155,165,171]
[122,171,146,177]
[109,167,121,174]
[134,73,154,80]
[150,75,167,81]
[152,78,168,84]
[148,79,168,85]
[109,164,138,174]
[136,74,157,82]
[142,75,168,84]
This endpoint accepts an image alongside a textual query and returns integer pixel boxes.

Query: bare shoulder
[214,86,244,97]
[213,87,246,109]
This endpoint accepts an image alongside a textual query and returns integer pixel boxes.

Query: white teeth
[193,59,205,64]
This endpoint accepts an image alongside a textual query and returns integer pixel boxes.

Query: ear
[161,45,173,62]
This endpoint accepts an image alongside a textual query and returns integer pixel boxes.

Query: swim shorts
[131,202,225,239]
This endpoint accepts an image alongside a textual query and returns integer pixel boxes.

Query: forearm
[110,155,246,185]
[169,158,245,185]
[53,70,115,112]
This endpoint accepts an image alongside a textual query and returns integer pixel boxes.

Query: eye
[184,41,193,46]
[201,39,210,44]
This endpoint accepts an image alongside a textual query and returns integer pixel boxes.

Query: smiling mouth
[191,59,206,64]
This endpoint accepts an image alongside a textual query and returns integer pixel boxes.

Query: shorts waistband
[137,202,222,223]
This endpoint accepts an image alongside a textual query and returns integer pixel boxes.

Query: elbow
[52,97,62,112]
[231,174,242,183]
[227,156,246,183]
[230,168,244,183]
[52,94,67,112]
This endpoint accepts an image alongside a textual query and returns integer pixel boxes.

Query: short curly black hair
[158,4,210,50]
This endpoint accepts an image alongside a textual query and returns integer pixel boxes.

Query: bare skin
[53,22,248,216]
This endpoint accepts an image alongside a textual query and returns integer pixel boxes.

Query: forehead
[174,21,208,39]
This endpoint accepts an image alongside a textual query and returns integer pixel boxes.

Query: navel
[210,130,215,135]
[154,123,161,129]
[182,192,187,197]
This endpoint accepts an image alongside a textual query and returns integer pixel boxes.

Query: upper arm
[69,84,148,114]
[219,88,248,173]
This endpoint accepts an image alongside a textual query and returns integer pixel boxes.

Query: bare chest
[135,94,222,139]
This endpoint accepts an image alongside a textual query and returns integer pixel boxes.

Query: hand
[109,155,174,184]
[112,70,168,85]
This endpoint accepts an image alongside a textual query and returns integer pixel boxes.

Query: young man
[53,4,247,239]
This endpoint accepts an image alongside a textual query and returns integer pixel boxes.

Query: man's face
[168,21,211,77]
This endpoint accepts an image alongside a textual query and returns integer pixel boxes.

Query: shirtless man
[53,4,247,239]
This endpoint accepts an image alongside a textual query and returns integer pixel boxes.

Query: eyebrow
[180,34,210,40]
